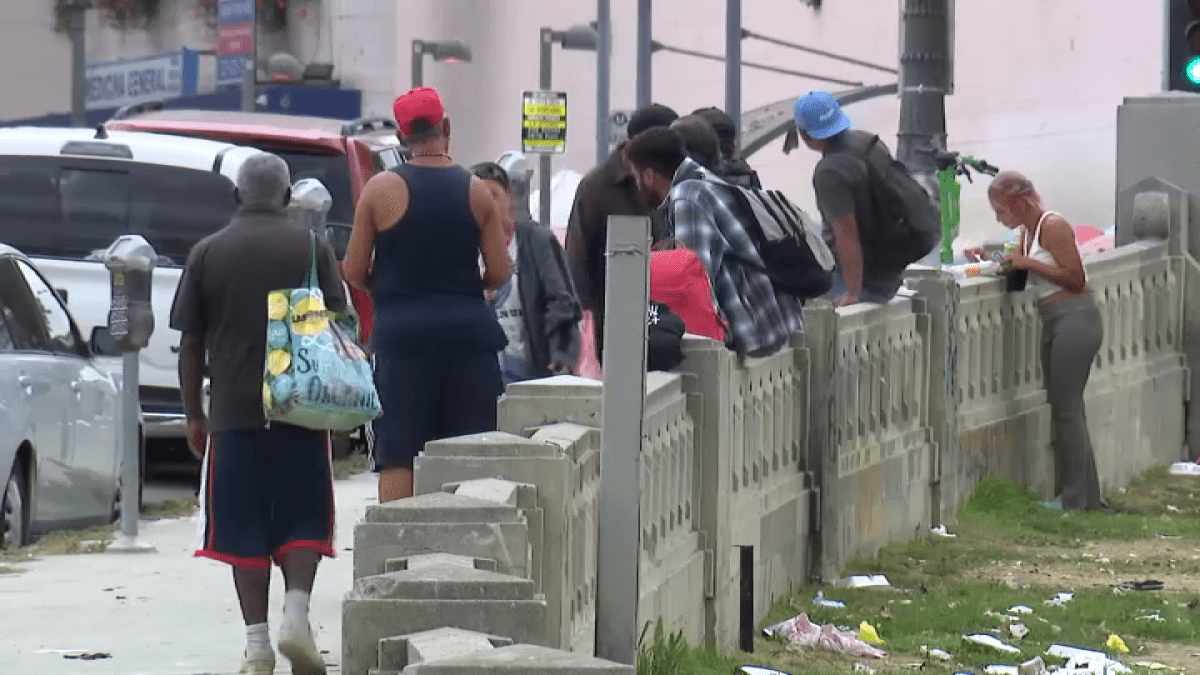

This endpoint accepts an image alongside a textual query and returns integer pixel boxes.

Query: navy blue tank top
[370,164,506,352]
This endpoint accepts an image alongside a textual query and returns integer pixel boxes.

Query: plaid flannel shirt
[667,159,804,356]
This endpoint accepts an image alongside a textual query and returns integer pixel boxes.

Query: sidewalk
[0,471,377,675]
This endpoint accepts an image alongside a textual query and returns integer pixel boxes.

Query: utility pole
[636,0,652,108]
[725,0,742,139]
[596,0,612,164]
[241,0,258,112]
[65,0,92,127]
[539,28,554,227]
[896,0,953,185]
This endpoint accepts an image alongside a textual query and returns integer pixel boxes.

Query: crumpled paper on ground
[765,613,888,659]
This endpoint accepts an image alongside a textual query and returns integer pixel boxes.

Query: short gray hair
[236,153,291,208]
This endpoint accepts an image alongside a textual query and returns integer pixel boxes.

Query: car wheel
[2,460,29,550]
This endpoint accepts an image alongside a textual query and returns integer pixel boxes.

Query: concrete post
[724,0,742,139]
[908,271,960,524]
[636,0,653,108]
[801,304,838,581]
[596,0,612,165]
[594,215,650,665]
[539,29,554,227]
[897,0,952,188]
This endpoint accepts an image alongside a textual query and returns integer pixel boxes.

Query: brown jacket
[565,143,663,312]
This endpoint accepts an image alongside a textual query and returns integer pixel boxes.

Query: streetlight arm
[653,42,864,87]
[741,28,898,74]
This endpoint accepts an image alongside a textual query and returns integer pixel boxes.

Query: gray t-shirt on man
[170,208,347,433]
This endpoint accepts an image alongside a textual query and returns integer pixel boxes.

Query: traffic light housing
[1168,0,1200,91]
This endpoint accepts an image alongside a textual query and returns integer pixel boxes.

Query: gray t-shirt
[170,209,347,433]
[812,129,893,272]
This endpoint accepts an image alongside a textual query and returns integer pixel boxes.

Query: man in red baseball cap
[341,87,511,504]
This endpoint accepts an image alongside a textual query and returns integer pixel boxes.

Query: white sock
[246,622,271,654]
[283,589,311,625]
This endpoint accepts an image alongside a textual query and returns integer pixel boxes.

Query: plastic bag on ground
[765,613,887,659]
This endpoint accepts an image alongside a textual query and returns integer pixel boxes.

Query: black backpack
[851,135,940,268]
[646,301,686,372]
[702,173,835,300]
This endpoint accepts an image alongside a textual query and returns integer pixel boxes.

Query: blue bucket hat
[794,91,851,140]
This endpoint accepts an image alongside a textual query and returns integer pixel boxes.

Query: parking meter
[103,234,157,554]
[288,178,333,236]
[104,235,157,352]
[498,151,534,223]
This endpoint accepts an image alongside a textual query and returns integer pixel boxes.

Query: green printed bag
[262,233,381,431]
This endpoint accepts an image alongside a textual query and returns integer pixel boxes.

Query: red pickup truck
[107,106,404,458]
[107,106,406,344]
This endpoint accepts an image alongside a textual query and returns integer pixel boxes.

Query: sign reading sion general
[86,50,198,111]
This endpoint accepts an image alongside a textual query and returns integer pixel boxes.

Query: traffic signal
[1167,0,1200,91]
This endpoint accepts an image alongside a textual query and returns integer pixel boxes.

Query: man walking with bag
[171,153,348,675]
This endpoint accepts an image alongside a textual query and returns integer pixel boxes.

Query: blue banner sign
[86,50,198,111]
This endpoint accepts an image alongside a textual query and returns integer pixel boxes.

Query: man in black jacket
[472,162,582,383]
[692,106,762,189]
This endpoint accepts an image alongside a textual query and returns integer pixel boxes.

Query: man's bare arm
[829,214,864,298]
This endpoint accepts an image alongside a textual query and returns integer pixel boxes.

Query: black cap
[628,103,680,139]
[691,107,736,146]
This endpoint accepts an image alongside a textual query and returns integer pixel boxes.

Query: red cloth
[649,247,726,342]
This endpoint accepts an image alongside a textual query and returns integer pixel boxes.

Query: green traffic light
[1187,56,1200,85]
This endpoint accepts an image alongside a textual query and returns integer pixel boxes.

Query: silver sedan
[0,244,125,549]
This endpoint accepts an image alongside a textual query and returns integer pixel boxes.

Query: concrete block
[385,553,499,574]
[353,520,531,581]
[375,628,512,674]
[400,643,634,674]
[355,566,537,602]
[364,491,524,525]
[425,431,562,458]
[449,477,536,508]
[342,596,549,675]
[354,492,531,580]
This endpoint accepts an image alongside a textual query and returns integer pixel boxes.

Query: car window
[0,298,15,352]
[0,156,237,265]
[13,259,83,357]
[0,258,50,352]
[241,148,355,226]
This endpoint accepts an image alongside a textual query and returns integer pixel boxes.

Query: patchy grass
[677,472,1200,673]
[333,451,370,480]
[142,498,197,521]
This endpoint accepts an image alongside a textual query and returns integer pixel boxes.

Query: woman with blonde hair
[966,171,1107,511]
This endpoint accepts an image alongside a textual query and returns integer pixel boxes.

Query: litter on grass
[1009,605,1034,615]
[1045,644,1131,674]
[763,614,887,659]
[984,666,1018,675]
[1008,622,1029,639]
[811,590,847,609]
[858,621,884,646]
[931,524,957,537]
[836,574,892,590]
[963,634,1021,655]
[1168,461,1200,476]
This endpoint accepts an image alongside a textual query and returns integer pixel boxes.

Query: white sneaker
[239,649,276,675]
[278,619,326,675]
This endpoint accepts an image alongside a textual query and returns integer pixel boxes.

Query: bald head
[237,153,292,210]
[988,170,1038,200]
[670,115,721,171]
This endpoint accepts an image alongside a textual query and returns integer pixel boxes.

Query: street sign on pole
[522,90,568,155]
[609,109,634,153]
[217,0,256,87]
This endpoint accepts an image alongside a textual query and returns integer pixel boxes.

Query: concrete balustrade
[340,180,1200,672]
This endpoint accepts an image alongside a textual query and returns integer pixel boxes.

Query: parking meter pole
[105,234,158,554]
[118,351,141,542]
[538,29,554,227]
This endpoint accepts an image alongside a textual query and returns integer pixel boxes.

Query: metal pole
[897,0,951,263]
[636,0,653,108]
[539,29,554,227]
[594,214,649,666]
[896,0,950,177]
[596,0,612,164]
[411,40,424,89]
[110,350,153,552]
[240,0,257,112]
[68,1,89,127]
[725,0,742,140]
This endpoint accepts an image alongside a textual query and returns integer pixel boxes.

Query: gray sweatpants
[1039,293,1104,511]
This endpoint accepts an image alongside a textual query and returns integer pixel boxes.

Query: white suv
[0,126,265,441]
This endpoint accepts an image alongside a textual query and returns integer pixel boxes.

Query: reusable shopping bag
[262,232,382,431]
